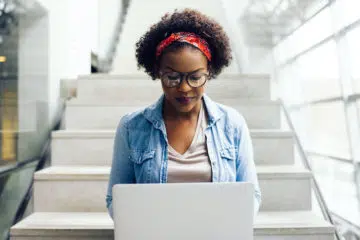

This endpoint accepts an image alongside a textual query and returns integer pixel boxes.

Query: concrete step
[60,74,269,100]
[10,211,334,240]
[65,100,281,130]
[33,166,108,213]
[33,165,311,212]
[51,130,294,166]
[75,78,271,104]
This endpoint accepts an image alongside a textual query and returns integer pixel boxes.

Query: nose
[177,76,192,92]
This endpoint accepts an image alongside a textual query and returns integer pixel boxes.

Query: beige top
[167,102,212,183]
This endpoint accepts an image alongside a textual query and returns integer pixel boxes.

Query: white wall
[14,0,122,160]
[33,0,98,120]
[221,0,250,73]
[111,0,241,75]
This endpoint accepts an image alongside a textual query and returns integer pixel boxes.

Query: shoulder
[116,107,150,132]
[203,94,247,131]
[212,101,247,131]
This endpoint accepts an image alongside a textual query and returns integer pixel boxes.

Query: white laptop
[113,182,254,240]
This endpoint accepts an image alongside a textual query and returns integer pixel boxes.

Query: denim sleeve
[106,116,135,219]
[236,116,262,217]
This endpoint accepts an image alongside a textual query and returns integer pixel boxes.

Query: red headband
[156,32,212,61]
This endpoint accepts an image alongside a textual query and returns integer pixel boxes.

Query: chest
[128,122,239,183]
[165,120,198,155]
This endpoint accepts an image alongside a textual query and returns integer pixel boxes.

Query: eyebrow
[164,66,206,74]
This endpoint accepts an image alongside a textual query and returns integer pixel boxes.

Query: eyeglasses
[159,71,209,88]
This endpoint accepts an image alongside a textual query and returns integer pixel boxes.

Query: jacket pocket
[130,149,155,164]
[220,146,236,161]
[129,149,155,183]
[220,146,237,181]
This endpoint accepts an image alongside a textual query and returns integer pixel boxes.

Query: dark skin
[158,47,209,155]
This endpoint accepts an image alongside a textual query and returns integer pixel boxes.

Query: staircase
[10,73,336,239]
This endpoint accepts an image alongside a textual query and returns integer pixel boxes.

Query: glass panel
[274,6,333,64]
[310,155,360,225]
[296,40,341,102]
[301,101,351,159]
[296,40,339,79]
[0,2,51,165]
[346,25,360,92]
[332,0,360,32]
[304,0,329,19]
[356,79,360,94]
[276,40,341,105]
[0,2,55,239]
[256,0,330,46]
[0,162,37,239]
[277,62,305,105]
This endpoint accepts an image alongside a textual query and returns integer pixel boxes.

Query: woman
[106,8,261,218]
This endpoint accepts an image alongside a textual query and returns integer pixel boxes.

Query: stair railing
[99,0,131,72]
[280,99,342,240]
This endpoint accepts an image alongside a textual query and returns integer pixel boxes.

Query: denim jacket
[106,94,261,218]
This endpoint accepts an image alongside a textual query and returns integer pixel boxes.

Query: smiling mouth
[176,97,195,104]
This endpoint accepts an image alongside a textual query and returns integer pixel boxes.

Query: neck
[163,98,202,121]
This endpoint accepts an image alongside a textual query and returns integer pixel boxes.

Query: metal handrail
[99,0,131,72]
[280,99,342,240]
[332,211,360,237]
[306,151,353,165]
[0,157,40,178]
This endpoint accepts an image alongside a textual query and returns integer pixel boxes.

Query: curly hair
[135,8,232,80]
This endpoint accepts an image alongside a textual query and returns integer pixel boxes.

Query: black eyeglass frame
[159,71,210,88]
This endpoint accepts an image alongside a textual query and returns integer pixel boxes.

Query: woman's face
[158,47,209,114]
